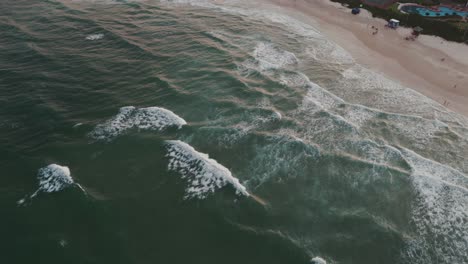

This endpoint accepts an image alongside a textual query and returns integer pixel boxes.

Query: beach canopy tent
[388,19,400,29]
[412,26,423,36]
[352,7,360,15]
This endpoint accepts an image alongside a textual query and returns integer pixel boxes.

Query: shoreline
[267,0,468,117]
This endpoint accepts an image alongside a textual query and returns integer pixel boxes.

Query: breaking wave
[165,140,249,199]
[89,106,186,141]
[17,164,76,205]
[9,0,468,262]
[239,42,298,76]
[218,15,468,260]
[85,33,104,40]
[400,149,468,264]
[310,257,327,264]
[251,42,298,71]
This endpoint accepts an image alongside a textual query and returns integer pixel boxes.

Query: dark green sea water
[1,0,467,263]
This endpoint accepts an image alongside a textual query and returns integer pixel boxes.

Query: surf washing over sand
[3,0,467,263]
[157,0,468,262]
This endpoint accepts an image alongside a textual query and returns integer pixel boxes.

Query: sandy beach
[267,0,468,116]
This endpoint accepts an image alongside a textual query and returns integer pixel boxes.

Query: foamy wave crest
[198,104,283,146]
[280,72,346,113]
[85,33,104,40]
[400,148,468,263]
[240,42,298,74]
[387,115,451,148]
[232,109,282,134]
[253,42,298,70]
[165,140,249,199]
[17,164,75,205]
[279,72,310,88]
[89,106,186,141]
[244,135,320,188]
[311,257,327,264]
[290,69,467,171]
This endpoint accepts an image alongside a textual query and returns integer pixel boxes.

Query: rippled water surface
[1,0,467,263]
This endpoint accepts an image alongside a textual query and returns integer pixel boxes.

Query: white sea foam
[36,164,74,193]
[166,1,468,260]
[85,33,104,40]
[340,105,377,129]
[279,72,310,88]
[338,65,468,125]
[89,106,186,141]
[244,135,320,188]
[252,42,298,71]
[165,140,249,199]
[228,110,282,145]
[387,115,450,148]
[196,0,467,161]
[59,239,68,248]
[304,80,345,111]
[400,148,468,263]
[306,40,354,65]
[290,67,467,173]
[293,88,467,260]
[231,110,281,133]
[239,42,298,76]
[17,164,75,205]
[169,1,468,262]
[201,103,283,146]
[288,69,465,175]
[290,78,365,147]
[311,257,326,264]
[286,62,468,262]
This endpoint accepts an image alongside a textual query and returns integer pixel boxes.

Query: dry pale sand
[267,0,468,116]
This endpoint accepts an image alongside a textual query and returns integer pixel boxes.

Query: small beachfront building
[388,19,400,29]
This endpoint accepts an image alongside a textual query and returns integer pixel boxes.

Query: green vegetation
[330,0,468,43]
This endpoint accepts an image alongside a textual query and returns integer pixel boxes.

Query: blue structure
[401,5,468,18]
[352,8,361,15]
